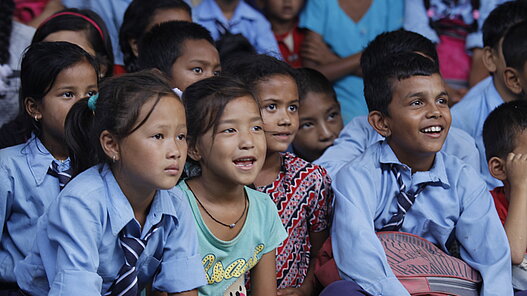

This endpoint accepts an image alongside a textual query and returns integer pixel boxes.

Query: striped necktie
[46,161,72,190]
[105,220,162,296]
[381,165,428,231]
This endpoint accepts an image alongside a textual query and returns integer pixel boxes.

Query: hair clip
[88,93,99,111]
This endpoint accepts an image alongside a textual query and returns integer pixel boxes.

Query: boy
[136,21,221,96]
[292,67,344,162]
[451,0,527,189]
[316,30,480,178]
[484,100,527,292]
[328,51,512,295]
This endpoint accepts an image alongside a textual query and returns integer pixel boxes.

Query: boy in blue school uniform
[451,0,527,190]
[328,51,512,295]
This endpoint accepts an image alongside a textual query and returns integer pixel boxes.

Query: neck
[388,142,436,172]
[216,0,240,20]
[493,77,520,103]
[269,17,296,35]
[253,151,281,187]
[39,133,68,160]
[189,174,245,204]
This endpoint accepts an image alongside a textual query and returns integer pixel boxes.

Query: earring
[34,115,38,122]
[112,155,116,163]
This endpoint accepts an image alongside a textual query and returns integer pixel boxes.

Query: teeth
[422,126,442,133]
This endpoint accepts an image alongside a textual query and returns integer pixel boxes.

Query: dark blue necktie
[381,165,428,231]
[105,221,162,296]
[46,161,72,190]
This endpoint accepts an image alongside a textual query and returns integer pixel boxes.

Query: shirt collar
[196,0,259,25]
[23,134,70,186]
[378,140,450,188]
[485,77,505,110]
[103,164,179,236]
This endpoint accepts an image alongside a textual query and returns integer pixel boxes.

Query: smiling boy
[328,52,512,295]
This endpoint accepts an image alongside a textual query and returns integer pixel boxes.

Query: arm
[503,153,527,265]
[251,250,278,296]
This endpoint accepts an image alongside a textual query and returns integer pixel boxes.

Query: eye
[265,104,277,111]
[177,133,186,140]
[87,90,98,97]
[222,128,236,133]
[437,97,449,105]
[288,104,298,112]
[410,99,423,106]
[62,91,75,98]
[153,133,164,140]
[327,111,340,120]
[252,125,263,131]
[300,122,314,129]
[192,67,203,74]
[213,70,221,76]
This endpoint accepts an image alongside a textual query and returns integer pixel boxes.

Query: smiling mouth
[420,126,443,134]
[233,157,256,168]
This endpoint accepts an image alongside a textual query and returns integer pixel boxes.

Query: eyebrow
[219,116,262,124]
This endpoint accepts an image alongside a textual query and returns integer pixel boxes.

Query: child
[178,76,287,295]
[484,100,527,292]
[119,0,192,74]
[316,29,480,178]
[226,54,333,295]
[451,0,527,189]
[327,51,511,295]
[136,21,221,96]
[501,20,527,99]
[262,0,306,68]
[14,70,206,295]
[292,67,343,162]
[0,41,99,290]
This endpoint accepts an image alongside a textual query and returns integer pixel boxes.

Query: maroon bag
[314,232,482,295]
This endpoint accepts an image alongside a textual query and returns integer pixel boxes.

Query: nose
[277,110,292,126]
[239,130,255,150]
[426,103,442,119]
[318,123,334,142]
[167,137,184,159]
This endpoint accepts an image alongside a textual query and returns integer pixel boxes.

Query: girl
[0,41,99,291]
[224,55,333,295]
[14,70,206,295]
[178,76,287,296]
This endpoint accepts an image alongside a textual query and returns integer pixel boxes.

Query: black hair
[32,8,114,78]
[0,0,15,66]
[215,30,256,65]
[136,21,214,77]
[119,0,192,73]
[296,67,337,103]
[65,70,177,176]
[361,29,438,78]
[482,0,527,49]
[502,20,527,70]
[222,54,298,98]
[364,51,440,115]
[182,75,256,150]
[483,100,527,160]
[0,42,98,149]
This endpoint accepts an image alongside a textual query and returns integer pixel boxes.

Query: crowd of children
[1,0,527,295]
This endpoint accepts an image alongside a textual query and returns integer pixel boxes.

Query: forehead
[52,60,97,86]
[513,129,527,154]
[256,74,298,98]
[178,39,219,61]
[300,92,337,113]
[222,95,260,118]
[391,73,445,100]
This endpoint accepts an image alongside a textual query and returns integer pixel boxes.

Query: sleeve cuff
[154,253,207,293]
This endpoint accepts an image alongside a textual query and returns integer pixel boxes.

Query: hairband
[88,93,99,111]
[39,12,105,41]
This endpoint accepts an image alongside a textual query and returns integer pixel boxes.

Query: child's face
[146,8,192,31]
[256,74,299,153]
[170,39,221,91]
[194,96,266,186]
[117,96,188,190]
[38,61,98,146]
[384,73,451,164]
[293,91,343,162]
[265,0,305,22]
[43,30,95,56]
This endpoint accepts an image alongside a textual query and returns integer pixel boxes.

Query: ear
[129,38,139,57]
[99,130,120,162]
[488,156,507,181]
[482,46,497,73]
[504,67,524,95]
[24,97,42,121]
[368,111,391,137]
[187,139,202,161]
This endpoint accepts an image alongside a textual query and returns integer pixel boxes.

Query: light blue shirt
[299,0,403,123]
[331,140,512,295]
[15,164,206,295]
[0,135,68,282]
[451,76,503,189]
[315,115,480,179]
[194,0,282,59]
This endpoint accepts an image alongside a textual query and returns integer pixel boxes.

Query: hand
[506,153,527,192]
[277,286,310,296]
[301,33,340,65]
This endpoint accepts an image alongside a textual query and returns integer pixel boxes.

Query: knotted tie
[46,161,72,190]
[105,221,162,296]
[381,165,429,231]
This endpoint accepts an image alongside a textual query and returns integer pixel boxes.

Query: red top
[113,64,127,76]
[274,23,306,68]
[491,186,508,226]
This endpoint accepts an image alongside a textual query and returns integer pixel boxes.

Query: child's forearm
[251,250,278,296]
[504,183,527,265]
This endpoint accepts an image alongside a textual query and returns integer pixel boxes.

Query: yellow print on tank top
[202,244,265,284]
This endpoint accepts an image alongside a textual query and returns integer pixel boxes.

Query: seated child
[292,67,343,162]
[15,70,205,295]
[484,100,527,292]
[179,76,287,295]
[328,51,512,295]
[136,21,221,96]
[225,55,333,295]
[451,0,527,189]
[119,0,192,73]
[316,29,480,178]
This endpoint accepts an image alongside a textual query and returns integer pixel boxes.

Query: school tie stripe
[105,221,162,296]
[46,161,73,190]
[381,165,428,232]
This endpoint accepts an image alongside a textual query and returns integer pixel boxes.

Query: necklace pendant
[229,223,235,228]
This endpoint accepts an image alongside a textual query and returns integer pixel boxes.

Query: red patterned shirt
[256,152,333,288]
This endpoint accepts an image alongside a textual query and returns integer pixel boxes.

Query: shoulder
[437,151,485,192]
[283,152,328,177]
[246,187,277,212]
[332,143,383,190]
[59,165,108,209]
[0,143,26,167]
[451,77,492,116]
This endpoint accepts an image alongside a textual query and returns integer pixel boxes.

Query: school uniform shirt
[331,140,512,296]
[178,181,287,296]
[194,0,282,59]
[256,152,333,288]
[315,115,480,179]
[15,164,205,295]
[451,76,503,190]
[0,135,67,282]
